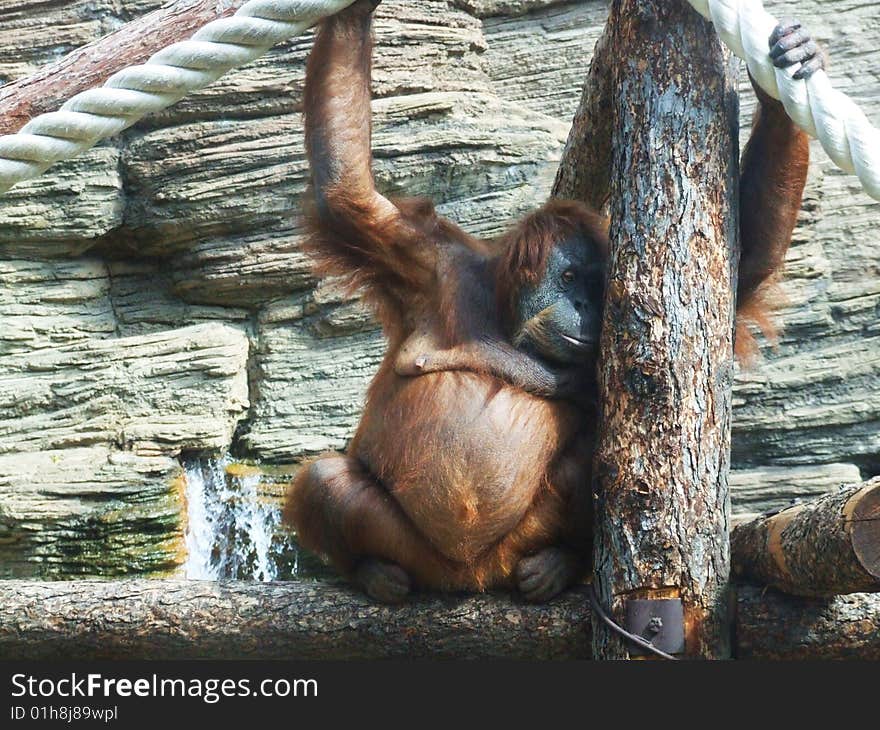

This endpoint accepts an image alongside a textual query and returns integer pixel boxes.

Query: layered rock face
[0,0,876,576]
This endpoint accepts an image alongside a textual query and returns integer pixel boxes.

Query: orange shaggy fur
[282,2,811,597]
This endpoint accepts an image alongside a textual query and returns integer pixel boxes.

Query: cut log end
[731,478,880,597]
[851,484,880,580]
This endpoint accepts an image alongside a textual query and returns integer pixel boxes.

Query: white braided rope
[0,0,356,194]
[687,0,880,201]
[1,1,878,202]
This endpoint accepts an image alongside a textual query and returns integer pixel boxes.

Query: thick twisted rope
[0,0,355,195]
[0,1,878,201]
[687,0,880,201]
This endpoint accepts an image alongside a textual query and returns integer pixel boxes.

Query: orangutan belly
[354,370,577,563]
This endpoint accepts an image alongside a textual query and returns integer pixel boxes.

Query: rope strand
[0,0,356,194]
[0,1,878,202]
[686,0,880,201]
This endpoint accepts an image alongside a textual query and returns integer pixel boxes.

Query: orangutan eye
[561,270,576,284]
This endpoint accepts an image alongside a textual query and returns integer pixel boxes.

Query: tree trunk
[731,478,880,596]
[0,580,592,660]
[0,0,248,136]
[552,25,614,213]
[736,585,880,659]
[589,0,739,659]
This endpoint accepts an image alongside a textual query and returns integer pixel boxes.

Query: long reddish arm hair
[305,4,808,363]
[736,86,811,357]
[302,3,437,335]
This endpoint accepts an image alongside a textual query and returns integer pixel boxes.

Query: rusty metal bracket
[624,598,685,657]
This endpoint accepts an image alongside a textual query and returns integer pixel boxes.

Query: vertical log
[552,26,614,213]
[591,0,739,659]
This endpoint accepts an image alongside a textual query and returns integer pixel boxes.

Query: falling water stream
[182,454,301,581]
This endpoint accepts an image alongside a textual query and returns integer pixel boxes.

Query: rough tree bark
[0,0,248,136]
[731,478,880,596]
[0,580,592,660]
[582,0,740,659]
[552,25,614,213]
[736,585,880,659]
[4,579,877,660]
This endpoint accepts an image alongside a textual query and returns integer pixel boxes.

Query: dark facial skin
[513,237,605,365]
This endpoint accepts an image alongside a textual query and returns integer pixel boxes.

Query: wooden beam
[0,1,248,136]
[3,578,879,660]
[736,584,880,659]
[731,478,880,596]
[0,580,592,660]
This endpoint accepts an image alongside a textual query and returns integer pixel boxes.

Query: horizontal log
[736,584,880,659]
[731,478,880,596]
[4,579,880,660]
[0,0,247,136]
[0,579,592,660]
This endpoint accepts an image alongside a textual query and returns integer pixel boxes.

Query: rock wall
[0,0,877,576]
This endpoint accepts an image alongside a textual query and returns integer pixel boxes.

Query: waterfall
[182,454,299,581]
